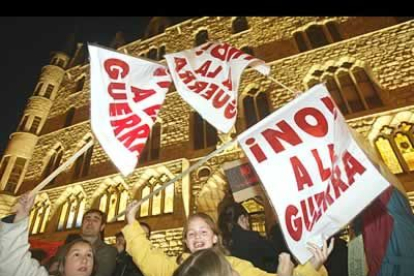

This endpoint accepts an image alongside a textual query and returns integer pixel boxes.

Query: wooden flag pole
[109,138,238,223]
[266,75,297,94]
[30,140,94,196]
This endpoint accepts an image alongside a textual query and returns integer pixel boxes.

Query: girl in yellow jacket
[122,200,333,276]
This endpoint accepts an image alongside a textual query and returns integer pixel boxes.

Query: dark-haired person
[112,222,151,276]
[218,202,280,272]
[0,192,96,276]
[80,209,117,276]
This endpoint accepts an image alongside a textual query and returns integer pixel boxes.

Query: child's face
[185,217,218,253]
[64,242,94,276]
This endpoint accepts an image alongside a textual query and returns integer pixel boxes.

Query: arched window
[375,123,414,174]
[375,135,403,174]
[98,184,129,222]
[29,200,51,234]
[307,63,383,115]
[43,145,63,184]
[395,132,414,171]
[294,21,343,53]
[158,46,166,60]
[352,67,382,109]
[232,17,249,33]
[147,48,158,60]
[294,32,308,52]
[326,21,342,42]
[140,186,150,217]
[57,193,86,231]
[243,89,270,128]
[195,30,209,46]
[75,77,85,93]
[139,175,174,217]
[140,123,161,163]
[193,112,217,150]
[73,138,94,180]
[337,71,364,112]
[64,108,76,127]
[323,74,348,115]
[306,24,329,48]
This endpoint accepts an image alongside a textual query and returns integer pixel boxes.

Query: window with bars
[193,112,217,150]
[243,89,271,128]
[29,200,51,234]
[57,193,86,231]
[99,184,129,222]
[44,84,54,99]
[4,157,26,193]
[139,175,174,217]
[307,63,383,115]
[29,116,42,134]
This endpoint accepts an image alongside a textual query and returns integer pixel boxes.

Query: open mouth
[193,241,206,249]
[78,266,88,272]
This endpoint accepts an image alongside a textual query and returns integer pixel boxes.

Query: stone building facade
[0,16,413,255]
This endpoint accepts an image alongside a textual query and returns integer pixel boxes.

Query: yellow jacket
[123,221,328,276]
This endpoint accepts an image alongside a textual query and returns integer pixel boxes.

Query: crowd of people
[0,191,337,276]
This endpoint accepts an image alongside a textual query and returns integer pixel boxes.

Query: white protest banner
[165,41,269,133]
[88,44,171,176]
[238,84,390,263]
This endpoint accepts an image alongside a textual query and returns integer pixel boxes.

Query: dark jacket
[93,238,118,276]
[112,250,144,276]
[229,225,278,272]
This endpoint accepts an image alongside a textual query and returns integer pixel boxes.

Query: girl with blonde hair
[122,200,333,276]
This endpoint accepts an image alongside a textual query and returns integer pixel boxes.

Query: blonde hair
[182,213,228,254]
[173,247,234,276]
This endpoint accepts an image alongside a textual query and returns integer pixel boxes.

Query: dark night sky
[0,16,175,156]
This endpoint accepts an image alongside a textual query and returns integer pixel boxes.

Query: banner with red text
[88,44,171,176]
[165,42,269,133]
[238,84,390,263]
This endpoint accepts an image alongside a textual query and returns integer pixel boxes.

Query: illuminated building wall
[0,17,413,254]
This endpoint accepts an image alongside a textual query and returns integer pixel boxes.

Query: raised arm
[122,200,178,276]
[0,192,49,276]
